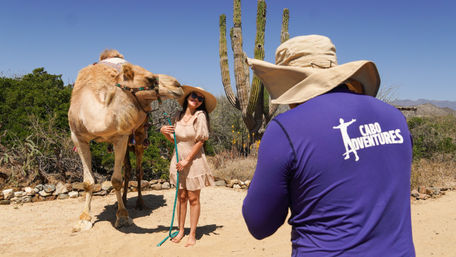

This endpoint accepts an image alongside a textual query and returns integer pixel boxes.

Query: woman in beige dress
[160,85,216,247]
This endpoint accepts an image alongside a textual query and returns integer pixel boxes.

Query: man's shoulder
[272,93,406,128]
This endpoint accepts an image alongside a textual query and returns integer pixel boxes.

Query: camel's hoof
[115,216,133,228]
[72,220,93,233]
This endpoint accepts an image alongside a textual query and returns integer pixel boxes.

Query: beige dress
[169,110,215,190]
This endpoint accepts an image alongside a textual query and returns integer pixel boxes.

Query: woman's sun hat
[178,85,217,113]
[246,35,381,105]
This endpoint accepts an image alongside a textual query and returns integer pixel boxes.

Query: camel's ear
[122,64,135,81]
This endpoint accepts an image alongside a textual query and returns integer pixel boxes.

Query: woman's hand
[176,159,190,171]
[160,125,174,135]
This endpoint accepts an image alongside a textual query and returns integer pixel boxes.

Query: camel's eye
[146,76,158,87]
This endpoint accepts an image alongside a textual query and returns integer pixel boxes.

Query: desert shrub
[410,154,456,190]
[407,115,456,189]
[208,96,246,153]
[0,68,71,144]
[0,69,74,186]
[0,114,80,188]
[408,116,456,159]
[209,151,258,181]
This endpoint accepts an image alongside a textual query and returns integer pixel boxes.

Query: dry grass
[411,154,456,190]
[208,150,258,181]
[209,151,456,191]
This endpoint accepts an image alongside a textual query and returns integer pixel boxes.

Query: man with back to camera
[242,35,415,256]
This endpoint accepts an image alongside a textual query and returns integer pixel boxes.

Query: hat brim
[247,58,380,105]
[178,85,217,113]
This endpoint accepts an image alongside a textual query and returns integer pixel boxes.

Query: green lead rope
[157,113,180,247]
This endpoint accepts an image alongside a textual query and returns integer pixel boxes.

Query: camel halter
[115,79,160,146]
[157,112,180,246]
[115,75,162,110]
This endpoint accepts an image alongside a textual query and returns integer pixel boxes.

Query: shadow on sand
[93,193,223,238]
[151,224,224,240]
[93,194,164,232]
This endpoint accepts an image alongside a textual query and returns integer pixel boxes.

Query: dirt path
[411,190,456,257]
[0,187,455,257]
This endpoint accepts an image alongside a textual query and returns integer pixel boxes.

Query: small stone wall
[0,178,251,205]
[410,186,454,200]
[2,179,449,205]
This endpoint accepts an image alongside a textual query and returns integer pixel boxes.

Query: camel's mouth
[143,88,183,101]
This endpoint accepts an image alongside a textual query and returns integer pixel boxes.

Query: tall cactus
[219,0,289,139]
[264,8,290,122]
[247,0,266,132]
[280,9,290,43]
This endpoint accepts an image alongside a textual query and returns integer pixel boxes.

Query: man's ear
[122,63,135,81]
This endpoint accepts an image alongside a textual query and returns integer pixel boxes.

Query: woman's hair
[179,92,211,130]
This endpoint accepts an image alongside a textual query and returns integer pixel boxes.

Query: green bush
[407,116,456,160]
[0,68,71,144]
[139,131,174,180]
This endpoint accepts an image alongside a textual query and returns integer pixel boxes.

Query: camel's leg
[135,145,145,210]
[122,145,133,206]
[71,133,95,232]
[112,135,133,228]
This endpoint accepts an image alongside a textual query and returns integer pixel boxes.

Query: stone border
[410,186,455,200]
[3,180,449,205]
[0,179,251,205]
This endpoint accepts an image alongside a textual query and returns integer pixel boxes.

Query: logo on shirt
[332,118,404,161]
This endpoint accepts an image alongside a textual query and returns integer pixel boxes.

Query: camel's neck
[135,96,155,113]
[107,94,148,133]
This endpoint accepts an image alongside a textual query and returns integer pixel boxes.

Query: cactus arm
[231,0,250,115]
[247,0,266,127]
[219,14,240,109]
[280,8,290,44]
[266,8,290,119]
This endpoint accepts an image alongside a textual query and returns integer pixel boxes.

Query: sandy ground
[0,187,455,257]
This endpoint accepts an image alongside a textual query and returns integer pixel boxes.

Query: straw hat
[247,35,380,105]
[178,85,217,113]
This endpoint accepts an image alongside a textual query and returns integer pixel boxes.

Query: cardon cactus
[219,0,289,140]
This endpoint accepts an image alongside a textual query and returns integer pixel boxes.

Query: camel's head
[118,64,184,110]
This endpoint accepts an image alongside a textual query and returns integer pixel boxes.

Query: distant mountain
[392,103,456,118]
[391,99,456,111]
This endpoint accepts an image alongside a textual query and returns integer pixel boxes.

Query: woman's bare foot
[171,231,185,243]
[184,236,196,247]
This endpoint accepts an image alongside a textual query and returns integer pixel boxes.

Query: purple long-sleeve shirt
[243,88,415,256]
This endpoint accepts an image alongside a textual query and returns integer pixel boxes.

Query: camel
[68,49,183,232]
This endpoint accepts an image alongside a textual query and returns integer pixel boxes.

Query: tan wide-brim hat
[247,35,381,105]
[178,85,217,113]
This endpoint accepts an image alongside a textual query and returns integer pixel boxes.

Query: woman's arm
[176,140,204,171]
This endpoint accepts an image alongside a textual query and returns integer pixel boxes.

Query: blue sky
[1,0,455,101]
